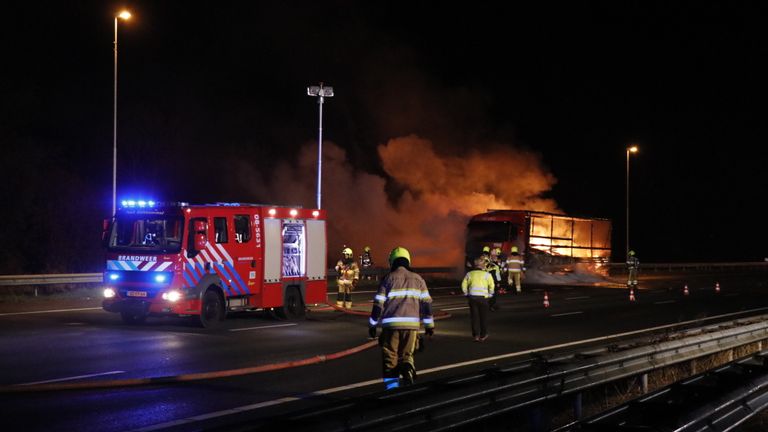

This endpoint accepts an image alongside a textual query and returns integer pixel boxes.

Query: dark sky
[2,1,767,271]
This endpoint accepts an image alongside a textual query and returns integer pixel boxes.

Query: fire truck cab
[102,200,327,327]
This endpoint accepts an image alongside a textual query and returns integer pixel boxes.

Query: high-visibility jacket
[335,259,360,284]
[461,269,495,298]
[506,254,525,272]
[626,256,639,270]
[369,266,434,330]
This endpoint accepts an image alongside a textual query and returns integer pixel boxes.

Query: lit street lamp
[113,10,131,216]
[626,145,639,259]
[306,83,334,209]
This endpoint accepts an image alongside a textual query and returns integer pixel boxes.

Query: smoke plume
[243,135,559,267]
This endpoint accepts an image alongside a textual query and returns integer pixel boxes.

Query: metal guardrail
[0,267,459,287]
[558,349,768,431]
[243,314,768,432]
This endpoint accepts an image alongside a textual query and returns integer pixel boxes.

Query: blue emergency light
[121,199,157,208]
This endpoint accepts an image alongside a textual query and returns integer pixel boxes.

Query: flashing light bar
[119,200,190,209]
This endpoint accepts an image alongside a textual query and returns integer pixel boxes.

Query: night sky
[2,1,767,273]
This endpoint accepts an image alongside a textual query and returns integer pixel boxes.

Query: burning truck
[465,210,612,273]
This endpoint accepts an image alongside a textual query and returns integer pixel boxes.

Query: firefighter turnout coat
[369,267,435,331]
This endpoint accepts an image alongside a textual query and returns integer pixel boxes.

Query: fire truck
[102,200,327,327]
[465,210,612,272]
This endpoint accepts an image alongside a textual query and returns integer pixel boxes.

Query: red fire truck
[102,200,327,327]
[465,210,612,272]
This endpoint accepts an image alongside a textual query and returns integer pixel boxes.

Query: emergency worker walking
[335,247,360,308]
[368,247,434,389]
[489,247,505,294]
[462,257,495,341]
[506,246,525,293]
[360,246,374,280]
[626,250,639,289]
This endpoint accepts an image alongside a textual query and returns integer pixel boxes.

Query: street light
[113,10,131,216]
[306,83,334,209]
[626,145,639,258]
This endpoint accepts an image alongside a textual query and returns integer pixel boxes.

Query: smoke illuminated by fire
[245,135,559,267]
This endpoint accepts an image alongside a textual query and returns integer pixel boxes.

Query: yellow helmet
[482,246,490,253]
[628,250,635,256]
[364,246,371,252]
[493,247,501,255]
[510,246,519,253]
[388,246,411,266]
[342,247,353,258]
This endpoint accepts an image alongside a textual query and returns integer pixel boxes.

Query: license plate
[127,291,148,297]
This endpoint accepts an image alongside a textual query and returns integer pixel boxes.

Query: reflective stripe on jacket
[461,269,495,298]
[369,267,434,330]
[506,255,525,272]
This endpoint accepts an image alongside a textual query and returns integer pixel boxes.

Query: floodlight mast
[306,83,334,209]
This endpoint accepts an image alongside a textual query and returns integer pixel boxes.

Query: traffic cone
[629,288,636,302]
[684,284,689,296]
[543,291,550,308]
[715,282,720,293]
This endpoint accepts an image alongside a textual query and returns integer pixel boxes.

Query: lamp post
[626,145,638,259]
[113,10,131,216]
[306,83,334,209]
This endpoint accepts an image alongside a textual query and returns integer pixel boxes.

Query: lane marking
[133,306,768,432]
[551,311,583,317]
[19,371,125,386]
[654,300,676,305]
[565,296,590,300]
[0,307,102,317]
[442,306,469,311]
[229,323,297,332]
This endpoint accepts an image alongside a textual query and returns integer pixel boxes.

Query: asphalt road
[2,270,767,432]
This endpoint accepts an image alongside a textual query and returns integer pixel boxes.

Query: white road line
[133,305,768,432]
[551,311,583,317]
[654,300,676,305]
[565,296,590,300]
[229,323,297,332]
[18,370,125,386]
[442,306,469,311]
[0,307,102,317]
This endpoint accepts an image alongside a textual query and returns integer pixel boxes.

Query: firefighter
[462,257,495,341]
[506,246,525,293]
[489,247,506,294]
[335,247,360,308]
[368,246,434,389]
[360,246,374,280]
[627,250,639,289]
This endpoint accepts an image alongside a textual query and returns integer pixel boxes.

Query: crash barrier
[247,313,768,432]
[0,267,459,288]
[3,262,768,288]
[556,348,768,431]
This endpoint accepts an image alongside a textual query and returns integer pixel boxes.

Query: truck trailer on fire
[465,210,612,273]
[102,200,327,327]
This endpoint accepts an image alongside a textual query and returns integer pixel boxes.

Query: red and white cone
[629,288,636,302]
[543,291,550,308]
[684,284,690,296]
[715,282,720,293]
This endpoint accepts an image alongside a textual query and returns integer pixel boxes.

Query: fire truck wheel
[121,311,147,325]
[274,287,305,320]
[198,290,225,328]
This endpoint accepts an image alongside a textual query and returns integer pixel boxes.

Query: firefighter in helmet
[506,246,525,293]
[360,246,374,280]
[462,257,495,341]
[335,247,360,308]
[368,246,434,389]
[626,250,639,289]
[491,247,506,294]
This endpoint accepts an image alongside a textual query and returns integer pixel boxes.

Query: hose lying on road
[2,306,451,394]
[0,339,379,394]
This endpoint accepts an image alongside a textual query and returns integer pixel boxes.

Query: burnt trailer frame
[465,210,612,272]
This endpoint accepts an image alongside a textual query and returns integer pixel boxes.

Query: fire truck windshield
[107,215,184,253]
